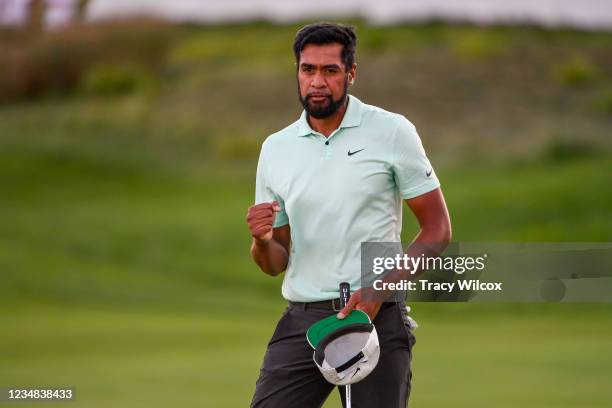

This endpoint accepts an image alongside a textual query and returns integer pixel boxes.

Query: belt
[289,298,397,312]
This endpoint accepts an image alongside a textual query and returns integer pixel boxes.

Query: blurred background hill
[1,1,612,407]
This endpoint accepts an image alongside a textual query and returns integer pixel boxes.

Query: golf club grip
[339,282,350,308]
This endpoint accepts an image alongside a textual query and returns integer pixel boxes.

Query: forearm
[405,222,453,275]
[251,238,289,276]
[377,224,452,300]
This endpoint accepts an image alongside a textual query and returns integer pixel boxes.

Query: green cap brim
[306,310,371,349]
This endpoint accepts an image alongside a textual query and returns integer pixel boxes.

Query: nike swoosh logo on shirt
[348,149,365,156]
[426,168,433,177]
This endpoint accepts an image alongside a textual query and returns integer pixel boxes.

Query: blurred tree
[74,0,88,23]
[27,0,46,32]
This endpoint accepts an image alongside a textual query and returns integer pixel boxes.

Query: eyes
[300,65,341,75]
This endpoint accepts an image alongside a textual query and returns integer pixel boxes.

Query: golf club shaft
[339,282,351,408]
[346,382,351,408]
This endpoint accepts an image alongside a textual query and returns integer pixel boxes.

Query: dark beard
[298,77,349,119]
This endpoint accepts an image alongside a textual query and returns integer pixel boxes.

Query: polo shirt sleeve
[255,144,289,227]
[391,116,441,199]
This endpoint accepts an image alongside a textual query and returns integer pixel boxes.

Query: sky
[0,0,74,27]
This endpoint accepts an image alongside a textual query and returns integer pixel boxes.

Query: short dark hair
[293,23,357,70]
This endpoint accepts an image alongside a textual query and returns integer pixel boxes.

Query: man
[247,23,451,407]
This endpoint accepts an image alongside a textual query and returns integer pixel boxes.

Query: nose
[311,71,326,88]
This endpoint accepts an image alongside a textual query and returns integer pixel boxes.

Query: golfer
[247,23,452,407]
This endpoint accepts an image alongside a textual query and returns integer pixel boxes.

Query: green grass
[1,304,611,407]
[1,140,611,407]
[410,305,612,408]
[1,142,610,309]
[0,305,275,408]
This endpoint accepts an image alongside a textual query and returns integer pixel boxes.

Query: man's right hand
[246,201,281,243]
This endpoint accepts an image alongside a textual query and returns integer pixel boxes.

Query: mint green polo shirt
[255,95,440,302]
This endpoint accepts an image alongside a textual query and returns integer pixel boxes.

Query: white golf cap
[306,310,380,386]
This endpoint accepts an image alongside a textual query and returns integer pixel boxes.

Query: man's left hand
[337,288,382,321]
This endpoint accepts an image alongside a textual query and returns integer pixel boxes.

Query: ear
[348,63,357,86]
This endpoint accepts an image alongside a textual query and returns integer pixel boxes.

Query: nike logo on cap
[348,149,365,156]
[426,168,433,177]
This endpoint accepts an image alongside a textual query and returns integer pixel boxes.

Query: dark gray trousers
[251,302,416,408]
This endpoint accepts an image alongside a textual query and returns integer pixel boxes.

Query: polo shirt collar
[296,94,363,137]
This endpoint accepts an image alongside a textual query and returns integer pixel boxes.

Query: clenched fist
[246,201,281,242]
